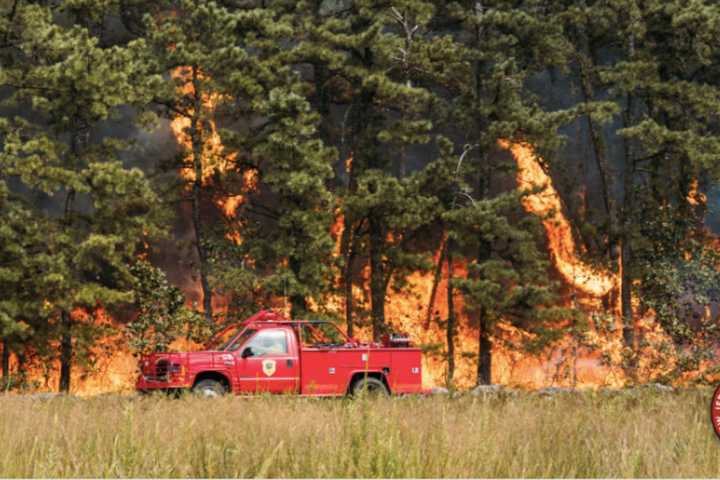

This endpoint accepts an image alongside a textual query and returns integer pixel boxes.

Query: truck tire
[193,379,227,398]
[351,376,389,397]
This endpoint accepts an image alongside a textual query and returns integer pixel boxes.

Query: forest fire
[2,71,712,395]
[314,142,645,389]
[169,66,257,234]
[169,67,237,185]
[3,135,694,395]
[4,3,720,477]
[502,141,617,299]
[6,308,138,395]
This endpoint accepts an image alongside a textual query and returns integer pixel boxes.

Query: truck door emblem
[262,359,277,377]
[221,354,234,366]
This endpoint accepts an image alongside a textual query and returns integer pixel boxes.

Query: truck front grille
[143,359,183,382]
[154,359,169,379]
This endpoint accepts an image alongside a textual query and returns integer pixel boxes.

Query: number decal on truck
[262,359,277,377]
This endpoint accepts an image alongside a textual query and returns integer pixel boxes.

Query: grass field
[0,389,718,477]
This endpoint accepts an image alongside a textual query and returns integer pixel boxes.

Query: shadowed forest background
[2,0,720,393]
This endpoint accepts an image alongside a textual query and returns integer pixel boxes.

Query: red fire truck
[136,310,423,397]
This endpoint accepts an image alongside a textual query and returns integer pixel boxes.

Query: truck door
[234,328,300,393]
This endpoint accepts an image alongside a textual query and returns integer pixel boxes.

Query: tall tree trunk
[477,307,492,385]
[190,65,213,327]
[576,28,621,313]
[59,310,73,393]
[340,153,358,337]
[340,219,356,337]
[314,62,332,147]
[16,350,25,386]
[446,244,456,388]
[425,233,448,329]
[1,338,9,389]
[620,90,637,381]
[369,213,385,341]
[354,56,385,341]
[59,127,80,393]
[289,256,308,318]
[578,47,612,221]
[311,1,333,149]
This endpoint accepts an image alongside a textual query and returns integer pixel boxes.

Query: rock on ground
[430,386,449,395]
[469,384,504,396]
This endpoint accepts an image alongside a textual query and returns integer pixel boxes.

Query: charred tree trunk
[16,350,26,387]
[446,244,456,388]
[289,256,308,318]
[576,25,621,313]
[620,62,637,381]
[314,62,333,150]
[425,233,448,329]
[369,213,386,341]
[351,50,385,341]
[289,296,308,319]
[579,51,612,220]
[579,51,616,239]
[310,0,333,149]
[340,152,359,337]
[340,218,357,337]
[1,338,9,388]
[190,66,213,327]
[59,310,73,393]
[477,307,492,385]
[58,126,80,393]
[620,150,636,380]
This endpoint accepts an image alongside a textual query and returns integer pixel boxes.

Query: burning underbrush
[3,68,716,395]
[4,136,715,396]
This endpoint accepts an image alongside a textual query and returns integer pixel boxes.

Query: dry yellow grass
[0,389,718,477]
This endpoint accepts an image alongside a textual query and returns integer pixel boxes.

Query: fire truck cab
[136,310,423,397]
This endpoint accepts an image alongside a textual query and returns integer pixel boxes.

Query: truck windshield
[226,329,257,352]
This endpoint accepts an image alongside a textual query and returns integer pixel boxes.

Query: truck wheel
[193,379,227,398]
[352,377,389,397]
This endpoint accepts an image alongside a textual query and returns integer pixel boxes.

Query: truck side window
[242,329,288,357]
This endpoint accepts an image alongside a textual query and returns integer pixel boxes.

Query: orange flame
[501,140,617,298]
[8,134,699,394]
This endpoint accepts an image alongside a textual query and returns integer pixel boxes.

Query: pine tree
[445,190,568,386]
[144,0,252,326]
[598,0,720,379]
[143,1,335,319]
[230,87,337,318]
[0,181,45,388]
[543,0,720,380]
[422,0,579,386]
[283,0,469,339]
[0,1,164,392]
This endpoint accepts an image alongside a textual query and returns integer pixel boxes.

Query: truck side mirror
[241,347,254,359]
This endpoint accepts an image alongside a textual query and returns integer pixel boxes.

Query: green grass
[0,389,718,477]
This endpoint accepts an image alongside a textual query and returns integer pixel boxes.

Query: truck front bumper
[136,375,191,392]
